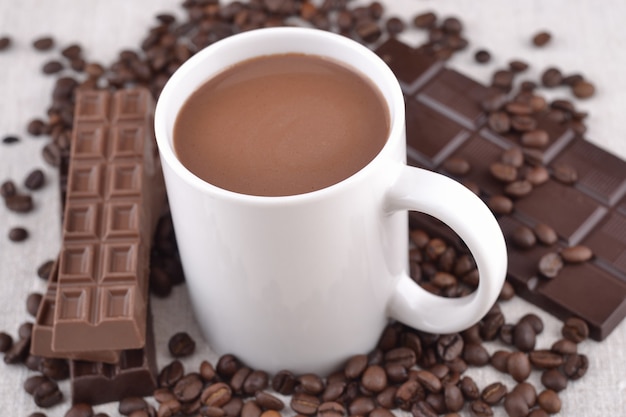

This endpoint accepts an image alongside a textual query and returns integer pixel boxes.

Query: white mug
[155,27,507,375]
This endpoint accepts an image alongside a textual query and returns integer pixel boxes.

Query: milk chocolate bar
[52,88,161,352]
[375,39,626,340]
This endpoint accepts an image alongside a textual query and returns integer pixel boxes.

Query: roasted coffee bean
[153,388,176,404]
[520,313,544,334]
[512,382,537,407]
[413,369,442,393]
[481,382,507,405]
[42,60,64,74]
[32,36,55,50]
[561,245,592,263]
[361,365,387,393]
[551,338,578,355]
[523,165,550,185]
[344,354,368,379]
[538,252,563,278]
[552,162,578,184]
[395,379,424,410]
[506,101,533,115]
[158,398,181,417]
[492,69,514,92]
[436,334,463,361]
[480,312,504,341]
[562,317,589,342]
[532,31,552,47]
[410,400,437,417]
[501,146,524,167]
[255,391,284,411]
[490,350,510,373]
[469,399,493,417]
[224,399,244,417]
[65,403,93,417]
[158,360,184,388]
[33,379,63,408]
[368,348,385,366]
[510,115,536,131]
[317,401,345,417]
[241,400,262,417]
[290,392,320,415]
[25,354,43,371]
[27,118,46,136]
[385,17,405,36]
[201,382,232,407]
[509,59,529,72]
[521,129,549,148]
[458,376,479,401]
[216,354,240,378]
[272,370,297,395]
[168,331,195,357]
[541,368,568,392]
[370,407,395,417]
[487,195,513,215]
[0,36,11,50]
[413,12,437,29]
[173,373,203,402]
[507,352,531,382]
[374,385,396,409]
[503,392,529,417]
[487,111,511,133]
[541,67,563,87]
[8,226,29,242]
[120,397,149,415]
[385,347,417,368]
[504,180,533,198]
[5,194,34,213]
[513,320,536,352]
[442,156,470,176]
[349,396,376,415]
[24,375,50,394]
[2,134,20,144]
[297,373,324,395]
[572,80,595,99]
[0,331,12,352]
[244,370,270,395]
[24,168,45,190]
[534,223,558,245]
[42,142,62,167]
[537,389,561,414]
[18,322,32,339]
[529,350,563,369]
[511,225,536,249]
[443,383,463,412]
[39,357,69,380]
[1,179,17,198]
[230,367,252,394]
[200,405,226,417]
[562,353,589,380]
[4,336,30,364]
[474,49,491,63]
[377,324,401,351]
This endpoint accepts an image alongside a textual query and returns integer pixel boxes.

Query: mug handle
[385,165,508,334]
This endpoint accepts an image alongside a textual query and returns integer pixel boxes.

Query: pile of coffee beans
[0,1,600,416]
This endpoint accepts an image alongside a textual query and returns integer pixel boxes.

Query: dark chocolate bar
[52,88,162,352]
[375,39,626,340]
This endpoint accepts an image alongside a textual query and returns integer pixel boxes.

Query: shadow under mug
[155,27,507,375]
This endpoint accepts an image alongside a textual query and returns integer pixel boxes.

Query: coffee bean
[119,397,149,415]
[511,225,536,249]
[37,259,55,280]
[158,360,185,388]
[541,368,568,392]
[410,400,437,417]
[480,311,504,341]
[490,162,517,183]
[509,59,529,73]
[32,36,55,50]
[504,180,533,198]
[39,357,69,380]
[361,365,387,393]
[551,162,578,184]
[4,334,30,364]
[42,142,62,167]
[33,379,63,408]
[513,320,536,352]
[0,331,12,352]
[551,338,577,355]
[344,354,368,379]
[8,226,29,242]
[507,352,531,382]
[255,391,284,411]
[500,147,524,168]
[24,169,45,190]
[230,367,252,394]
[5,194,34,213]
[523,165,550,185]
[413,12,437,29]
[537,389,561,414]
[65,403,93,417]
[370,407,395,417]
[560,245,592,263]
[469,399,493,417]
[317,401,345,417]
[505,101,533,116]
[529,350,563,369]
[487,111,511,133]
[533,223,558,245]
[158,398,181,417]
[394,379,424,410]
[538,252,563,278]
[168,332,195,357]
[173,373,203,402]
[297,373,324,395]
[443,383,463,412]
[520,313,544,334]
[532,31,552,47]
[201,382,232,407]
[244,370,270,395]
[572,80,595,99]
[290,392,320,415]
[562,353,589,380]
[436,334,463,361]
[216,354,240,378]
[474,49,491,64]
[487,195,513,215]
[463,343,490,366]
[521,129,549,148]
[481,382,507,405]
[541,67,563,87]
[492,69,515,92]
[562,317,589,343]
[503,392,530,417]
[0,36,11,50]
[1,179,17,198]
[442,156,470,176]
[510,115,536,131]
[385,17,405,36]
[355,20,382,43]
[271,370,297,395]
[241,400,262,417]
[348,396,376,415]
[512,382,537,408]
[42,60,64,74]
[24,375,50,394]
[498,323,514,344]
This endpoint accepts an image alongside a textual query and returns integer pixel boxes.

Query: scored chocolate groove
[374,38,626,340]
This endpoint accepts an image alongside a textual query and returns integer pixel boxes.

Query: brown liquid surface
[173,53,389,196]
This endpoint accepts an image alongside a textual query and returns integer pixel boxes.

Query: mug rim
[154,26,405,204]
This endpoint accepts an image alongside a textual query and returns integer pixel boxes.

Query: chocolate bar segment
[52,88,159,352]
[391,38,626,340]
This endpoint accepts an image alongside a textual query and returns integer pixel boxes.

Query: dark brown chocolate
[375,38,626,340]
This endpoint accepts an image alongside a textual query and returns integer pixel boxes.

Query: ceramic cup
[155,27,507,375]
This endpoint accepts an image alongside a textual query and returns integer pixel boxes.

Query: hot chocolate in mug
[155,27,507,374]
